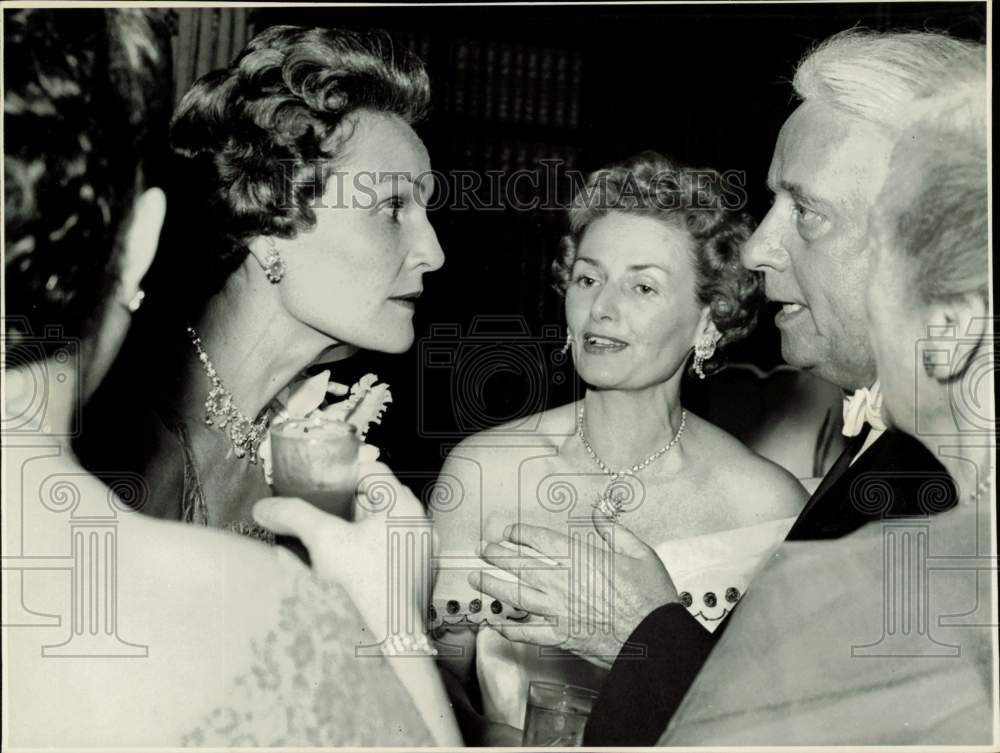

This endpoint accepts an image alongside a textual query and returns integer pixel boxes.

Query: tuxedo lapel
[787,428,955,541]
[787,425,871,539]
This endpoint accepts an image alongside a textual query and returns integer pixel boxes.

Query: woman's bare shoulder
[686,412,808,523]
[435,404,576,544]
[446,402,577,454]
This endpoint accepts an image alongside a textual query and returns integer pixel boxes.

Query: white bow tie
[842,380,887,437]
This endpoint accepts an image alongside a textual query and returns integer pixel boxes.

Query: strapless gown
[476,515,797,729]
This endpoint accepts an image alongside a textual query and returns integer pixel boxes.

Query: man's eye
[635,284,656,295]
[383,196,405,220]
[792,203,830,238]
[793,204,823,225]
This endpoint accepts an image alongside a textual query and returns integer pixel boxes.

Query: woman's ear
[247,236,270,268]
[923,292,990,382]
[692,306,722,350]
[119,187,166,296]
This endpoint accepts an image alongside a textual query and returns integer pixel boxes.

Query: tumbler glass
[270,416,360,520]
[522,681,599,746]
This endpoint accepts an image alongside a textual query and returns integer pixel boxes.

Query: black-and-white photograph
[2,1,995,749]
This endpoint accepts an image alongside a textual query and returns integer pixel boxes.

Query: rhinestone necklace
[965,467,994,506]
[186,325,271,462]
[577,403,687,520]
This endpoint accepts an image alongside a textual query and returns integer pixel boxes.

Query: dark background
[118,4,989,491]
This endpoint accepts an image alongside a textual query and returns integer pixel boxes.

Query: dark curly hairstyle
[552,151,763,377]
[4,9,171,367]
[162,25,431,310]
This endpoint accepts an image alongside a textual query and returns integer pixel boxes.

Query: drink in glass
[522,681,598,746]
[270,416,360,520]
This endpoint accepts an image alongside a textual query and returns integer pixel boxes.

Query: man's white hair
[793,28,985,132]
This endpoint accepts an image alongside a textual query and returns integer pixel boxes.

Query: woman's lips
[582,332,628,354]
[388,291,421,312]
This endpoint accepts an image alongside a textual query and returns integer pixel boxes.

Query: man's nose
[742,205,789,272]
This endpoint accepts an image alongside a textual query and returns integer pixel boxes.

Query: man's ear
[119,187,166,295]
[924,292,990,382]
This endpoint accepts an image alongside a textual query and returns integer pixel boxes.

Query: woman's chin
[575,368,627,391]
[368,330,415,355]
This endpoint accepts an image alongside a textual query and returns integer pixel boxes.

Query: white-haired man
[472,28,987,746]
[657,54,994,747]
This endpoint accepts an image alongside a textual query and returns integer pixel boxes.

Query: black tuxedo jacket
[583,428,956,746]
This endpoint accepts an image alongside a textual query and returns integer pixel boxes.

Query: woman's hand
[252,461,432,646]
[469,506,679,668]
[254,464,463,747]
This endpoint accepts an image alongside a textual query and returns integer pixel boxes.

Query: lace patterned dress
[182,548,434,747]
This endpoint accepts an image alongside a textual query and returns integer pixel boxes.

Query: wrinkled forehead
[769,101,896,209]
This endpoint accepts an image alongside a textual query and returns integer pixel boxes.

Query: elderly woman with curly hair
[83,25,444,535]
[431,152,807,742]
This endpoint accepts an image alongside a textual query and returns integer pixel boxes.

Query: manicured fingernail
[503,524,513,538]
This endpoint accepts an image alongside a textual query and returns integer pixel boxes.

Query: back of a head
[793,28,986,134]
[879,75,988,306]
[3,9,172,366]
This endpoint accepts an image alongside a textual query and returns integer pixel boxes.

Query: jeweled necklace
[186,325,271,462]
[965,466,994,506]
[577,403,687,520]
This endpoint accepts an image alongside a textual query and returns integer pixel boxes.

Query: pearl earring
[120,289,145,314]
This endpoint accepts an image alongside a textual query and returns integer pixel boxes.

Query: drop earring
[263,238,285,284]
[561,329,573,355]
[693,333,717,380]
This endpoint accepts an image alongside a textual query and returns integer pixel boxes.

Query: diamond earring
[561,329,573,355]
[263,239,285,284]
[693,333,717,380]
